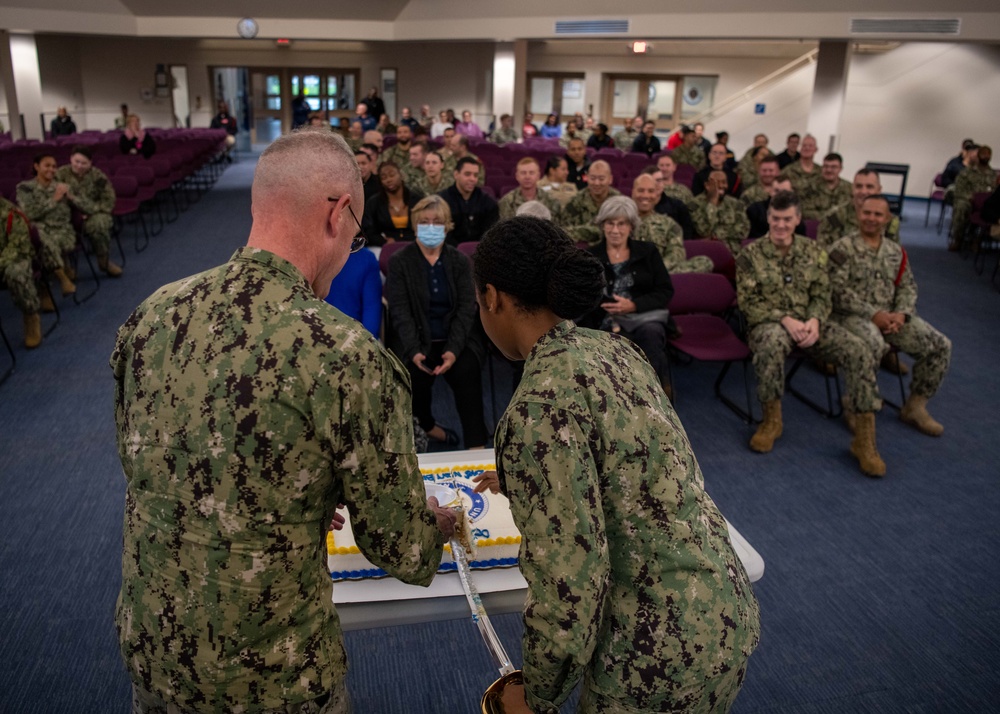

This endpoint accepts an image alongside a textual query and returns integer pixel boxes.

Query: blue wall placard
[754,103,766,115]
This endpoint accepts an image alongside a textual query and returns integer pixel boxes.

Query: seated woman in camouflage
[55,145,123,277]
[15,152,77,297]
[471,217,760,714]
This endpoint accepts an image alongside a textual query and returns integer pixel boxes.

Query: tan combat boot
[841,397,857,435]
[900,394,944,436]
[850,412,886,477]
[881,352,909,375]
[63,263,76,280]
[23,312,42,349]
[750,400,783,453]
[53,268,76,296]
[38,288,56,313]
[98,255,123,277]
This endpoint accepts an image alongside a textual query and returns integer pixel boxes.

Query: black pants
[620,321,668,381]
[407,342,488,448]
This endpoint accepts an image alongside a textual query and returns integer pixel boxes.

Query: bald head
[250,130,363,297]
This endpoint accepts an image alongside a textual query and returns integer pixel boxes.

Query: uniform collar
[527,320,575,362]
[230,247,312,293]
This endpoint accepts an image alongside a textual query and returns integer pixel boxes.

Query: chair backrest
[378,240,411,275]
[683,239,735,272]
[110,174,139,198]
[456,241,478,267]
[803,219,819,240]
[669,272,736,315]
[674,164,696,189]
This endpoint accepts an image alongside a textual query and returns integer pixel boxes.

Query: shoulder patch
[828,249,847,266]
[736,251,753,274]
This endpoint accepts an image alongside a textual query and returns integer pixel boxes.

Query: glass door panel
[648,80,677,129]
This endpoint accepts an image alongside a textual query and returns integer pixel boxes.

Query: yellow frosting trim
[420,463,494,475]
[327,532,520,555]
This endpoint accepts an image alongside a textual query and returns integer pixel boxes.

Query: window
[527,73,586,118]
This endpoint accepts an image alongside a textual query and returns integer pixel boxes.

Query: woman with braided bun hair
[472,217,760,714]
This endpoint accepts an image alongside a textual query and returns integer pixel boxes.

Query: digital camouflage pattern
[16,178,75,270]
[817,201,900,249]
[490,126,519,146]
[497,188,561,221]
[784,162,820,196]
[55,165,116,257]
[0,197,40,313]
[670,144,706,171]
[950,165,995,245]
[801,178,852,221]
[558,187,621,242]
[612,129,638,152]
[111,247,444,712]
[494,320,760,714]
[828,233,951,398]
[636,212,713,274]
[413,171,454,196]
[662,182,694,206]
[690,195,751,256]
[398,161,424,190]
[538,179,578,209]
[740,184,769,207]
[737,235,881,411]
[736,150,762,190]
[376,142,411,170]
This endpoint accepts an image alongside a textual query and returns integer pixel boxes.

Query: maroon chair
[111,173,149,252]
[456,241,478,268]
[666,273,755,422]
[684,239,736,282]
[378,241,411,276]
[926,173,946,229]
[803,219,819,240]
[674,164,696,189]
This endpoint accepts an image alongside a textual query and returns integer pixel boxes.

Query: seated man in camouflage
[949,144,994,251]
[829,194,951,437]
[671,125,707,171]
[736,134,769,188]
[612,115,643,152]
[817,168,900,248]
[741,155,781,207]
[558,160,619,242]
[16,152,77,297]
[0,196,44,347]
[378,123,413,168]
[632,174,712,274]
[55,145,122,277]
[786,134,820,195]
[400,141,427,189]
[489,113,518,146]
[802,153,852,220]
[498,157,560,221]
[690,169,750,256]
[737,191,885,477]
[447,133,484,186]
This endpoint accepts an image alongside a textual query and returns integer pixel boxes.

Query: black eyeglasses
[327,197,366,253]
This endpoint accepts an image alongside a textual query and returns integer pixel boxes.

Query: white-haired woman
[579,195,675,389]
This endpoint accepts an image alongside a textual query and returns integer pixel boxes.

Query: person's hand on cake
[427,496,457,537]
[472,470,500,494]
[500,682,533,714]
[329,506,346,532]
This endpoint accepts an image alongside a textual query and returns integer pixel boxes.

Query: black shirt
[776,150,799,169]
[692,166,742,198]
[439,186,499,246]
[942,155,966,188]
[566,158,591,190]
[632,135,662,158]
[654,194,696,240]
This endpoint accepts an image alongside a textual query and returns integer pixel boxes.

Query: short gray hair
[594,196,640,233]
[515,200,552,221]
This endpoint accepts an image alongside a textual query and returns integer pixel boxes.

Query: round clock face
[237,17,259,39]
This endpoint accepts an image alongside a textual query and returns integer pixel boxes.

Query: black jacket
[692,166,742,198]
[746,197,809,240]
[438,186,499,247]
[566,158,591,190]
[581,239,674,327]
[632,134,662,158]
[654,193,696,239]
[385,243,485,366]
[362,187,425,246]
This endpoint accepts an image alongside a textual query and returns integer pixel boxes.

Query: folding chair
[785,352,842,418]
[0,314,13,385]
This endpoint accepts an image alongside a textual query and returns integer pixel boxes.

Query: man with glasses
[112,130,456,714]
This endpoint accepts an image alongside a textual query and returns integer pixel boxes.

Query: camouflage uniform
[111,247,444,712]
[377,142,411,169]
[817,201,901,249]
[0,197,40,314]
[494,320,760,714]
[413,172,454,195]
[670,144,706,171]
[55,165,116,258]
[785,161,820,196]
[16,179,75,271]
[497,188,560,221]
[345,137,363,152]
[736,235,881,411]
[802,178,852,221]
[398,162,424,190]
[690,195,751,256]
[950,165,995,246]
[490,126,519,146]
[829,234,951,398]
[558,187,621,243]
[662,182,694,207]
[741,184,771,208]
[636,212,713,274]
[736,150,760,190]
[538,179,577,209]
[612,128,638,152]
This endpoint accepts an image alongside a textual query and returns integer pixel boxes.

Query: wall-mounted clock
[237,18,259,39]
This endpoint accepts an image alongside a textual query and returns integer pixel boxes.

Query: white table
[334,449,764,630]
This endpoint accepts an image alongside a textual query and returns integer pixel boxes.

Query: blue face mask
[417,223,446,248]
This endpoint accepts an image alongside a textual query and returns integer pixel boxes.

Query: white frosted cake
[328,463,522,582]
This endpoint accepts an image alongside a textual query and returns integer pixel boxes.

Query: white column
[0,31,22,139]
[807,40,852,155]
[492,42,516,127]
